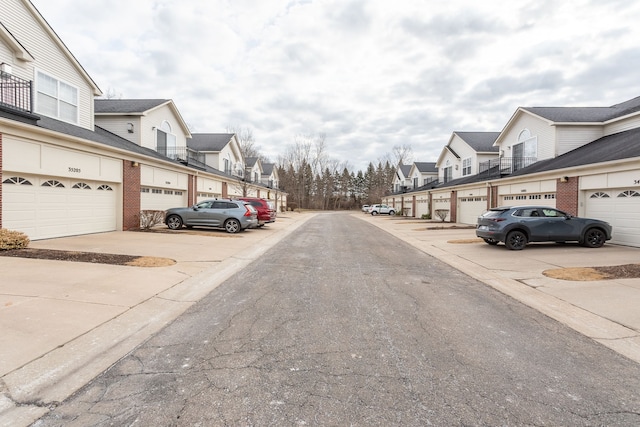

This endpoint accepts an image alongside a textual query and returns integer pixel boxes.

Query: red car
[238,197,277,227]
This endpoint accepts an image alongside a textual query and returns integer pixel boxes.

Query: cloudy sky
[31,0,640,171]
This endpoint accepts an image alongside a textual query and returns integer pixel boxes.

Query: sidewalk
[0,212,315,427]
[356,213,640,365]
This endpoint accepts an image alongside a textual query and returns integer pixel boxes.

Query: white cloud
[31,0,640,170]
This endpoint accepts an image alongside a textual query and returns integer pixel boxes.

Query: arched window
[156,120,177,158]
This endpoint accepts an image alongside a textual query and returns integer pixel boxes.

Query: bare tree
[379,144,414,167]
[226,125,260,159]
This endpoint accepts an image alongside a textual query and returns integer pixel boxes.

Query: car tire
[371,211,378,216]
[166,215,183,230]
[224,218,241,233]
[483,238,499,245]
[388,210,395,215]
[505,230,527,250]
[583,228,606,248]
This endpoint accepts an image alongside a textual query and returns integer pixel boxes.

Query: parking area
[356,213,640,364]
[2,211,640,426]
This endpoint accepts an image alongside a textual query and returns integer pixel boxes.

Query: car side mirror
[192,206,199,211]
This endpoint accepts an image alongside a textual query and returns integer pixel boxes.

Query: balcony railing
[478,157,537,178]
[0,72,33,114]
[155,146,207,169]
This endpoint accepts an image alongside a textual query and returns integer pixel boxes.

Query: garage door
[141,187,188,211]
[458,196,487,225]
[585,189,640,247]
[432,197,450,221]
[2,174,117,240]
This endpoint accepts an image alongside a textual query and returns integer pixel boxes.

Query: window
[72,182,91,189]
[3,177,32,185]
[156,121,177,158]
[513,129,537,171]
[97,184,113,191]
[443,166,452,183]
[36,71,78,123]
[462,158,472,176]
[42,180,64,188]
[618,190,640,198]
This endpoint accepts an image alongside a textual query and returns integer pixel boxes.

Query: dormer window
[35,70,78,123]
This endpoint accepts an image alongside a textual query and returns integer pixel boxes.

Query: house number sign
[68,167,81,173]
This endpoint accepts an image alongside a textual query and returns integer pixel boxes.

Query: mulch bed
[0,248,175,267]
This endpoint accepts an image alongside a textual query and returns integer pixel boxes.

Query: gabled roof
[95,99,169,114]
[188,133,235,151]
[454,132,500,152]
[0,21,34,61]
[262,163,275,175]
[413,162,437,173]
[94,98,192,137]
[245,157,259,168]
[398,164,412,178]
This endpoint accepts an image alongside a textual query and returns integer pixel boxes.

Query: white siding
[499,113,555,161]
[95,116,142,145]
[4,0,97,129]
[556,125,604,155]
[604,114,640,135]
[141,105,188,152]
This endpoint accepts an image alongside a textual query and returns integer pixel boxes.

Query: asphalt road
[34,212,640,426]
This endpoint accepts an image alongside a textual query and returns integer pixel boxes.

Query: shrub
[434,209,449,222]
[0,229,30,250]
[421,213,431,220]
[140,210,165,230]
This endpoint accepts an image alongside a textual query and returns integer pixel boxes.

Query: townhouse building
[0,0,285,241]
[384,98,640,247]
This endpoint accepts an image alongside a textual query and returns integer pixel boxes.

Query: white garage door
[458,196,487,225]
[585,189,640,247]
[141,187,188,211]
[500,194,556,208]
[2,174,117,240]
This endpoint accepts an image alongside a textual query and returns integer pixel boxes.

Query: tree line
[230,126,414,211]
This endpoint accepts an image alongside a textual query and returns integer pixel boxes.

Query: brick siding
[556,176,579,215]
[122,160,141,230]
[449,191,458,222]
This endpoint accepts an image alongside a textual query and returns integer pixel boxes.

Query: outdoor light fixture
[127,122,134,133]
[560,176,569,183]
[131,161,139,167]
[0,63,11,74]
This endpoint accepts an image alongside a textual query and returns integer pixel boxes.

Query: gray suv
[476,206,612,250]
[165,199,258,233]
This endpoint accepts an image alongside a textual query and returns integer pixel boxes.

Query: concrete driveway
[2,211,639,426]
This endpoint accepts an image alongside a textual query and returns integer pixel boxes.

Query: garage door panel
[3,174,118,240]
[585,189,640,247]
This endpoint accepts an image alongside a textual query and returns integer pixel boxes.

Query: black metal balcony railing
[478,157,537,178]
[0,72,33,113]
[155,146,207,169]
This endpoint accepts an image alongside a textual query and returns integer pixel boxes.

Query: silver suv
[369,204,396,216]
[165,199,258,233]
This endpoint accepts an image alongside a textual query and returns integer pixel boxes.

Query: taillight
[488,217,506,222]
[244,206,252,217]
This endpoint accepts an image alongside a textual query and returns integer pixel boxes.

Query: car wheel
[505,230,527,250]
[483,238,499,245]
[583,228,606,248]
[224,218,241,233]
[388,210,395,215]
[371,211,378,216]
[166,215,183,230]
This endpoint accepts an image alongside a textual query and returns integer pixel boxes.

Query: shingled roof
[522,96,640,123]
[95,99,169,114]
[188,133,235,151]
[454,132,500,152]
